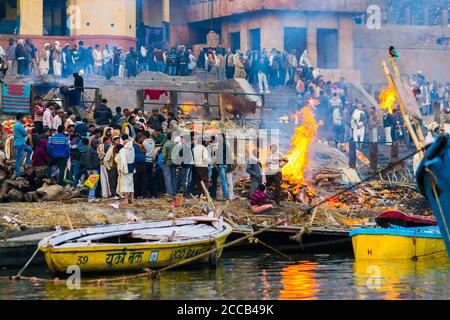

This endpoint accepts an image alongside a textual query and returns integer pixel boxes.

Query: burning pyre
[281,104,320,202]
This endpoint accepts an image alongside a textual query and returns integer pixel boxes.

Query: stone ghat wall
[0,71,261,119]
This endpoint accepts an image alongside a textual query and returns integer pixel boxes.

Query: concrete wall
[187,0,368,23]
[220,10,354,68]
[142,0,163,26]
[169,0,190,46]
[353,24,450,89]
[19,0,44,36]
[68,0,136,38]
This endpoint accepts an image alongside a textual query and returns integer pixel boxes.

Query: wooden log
[349,141,357,169]
[7,189,25,202]
[369,142,378,172]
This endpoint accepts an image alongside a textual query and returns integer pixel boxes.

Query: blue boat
[416,134,450,258]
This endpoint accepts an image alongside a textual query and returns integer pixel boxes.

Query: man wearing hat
[53,41,63,77]
[39,43,51,75]
[351,104,367,148]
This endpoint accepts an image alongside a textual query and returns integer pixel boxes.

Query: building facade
[185,0,370,82]
[0,0,173,49]
[0,0,448,86]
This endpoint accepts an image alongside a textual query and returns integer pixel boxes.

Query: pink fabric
[250,204,273,215]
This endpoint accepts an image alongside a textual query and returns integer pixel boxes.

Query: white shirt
[265,151,283,175]
[43,109,54,128]
[333,107,342,126]
[53,115,62,130]
[351,109,365,130]
[93,49,103,67]
[193,144,210,167]
[102,48,113,64]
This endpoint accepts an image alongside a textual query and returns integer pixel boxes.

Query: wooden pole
[388,57,426,146]
[349,140,357,169]
[382,61,423,158]
[219,93,225,123]
[200,180,216,213]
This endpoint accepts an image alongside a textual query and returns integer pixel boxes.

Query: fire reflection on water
[279,261,319,300]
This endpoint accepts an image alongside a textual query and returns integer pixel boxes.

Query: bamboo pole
[200,180,216,213]
[219,93,225,123]
[382,61,424,158]
[388,57,426,145]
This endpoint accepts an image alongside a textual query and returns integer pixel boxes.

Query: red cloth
[250,190,272,206]
[144,89,169,100]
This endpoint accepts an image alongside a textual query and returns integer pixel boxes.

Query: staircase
[260,86,298,152]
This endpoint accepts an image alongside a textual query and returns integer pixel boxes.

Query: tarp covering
[2,83,31,114]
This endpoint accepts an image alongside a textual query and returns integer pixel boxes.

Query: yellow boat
[350,226,447,261]
[38,217,232,273]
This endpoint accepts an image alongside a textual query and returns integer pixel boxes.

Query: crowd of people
[4,96,285,212]
[299,68,450,148]
[0,38,198,79]
[0,37,323,91]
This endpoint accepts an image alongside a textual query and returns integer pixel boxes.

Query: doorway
[43,0,68,36]
[284,27,307,56]
[317,28,339,69]
[0,0,17,34]
[230,32,241,52]
[249,28,261,52]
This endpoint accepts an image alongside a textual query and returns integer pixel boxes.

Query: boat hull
[350,227,447,261]
[416,134,450,258]
[40,233,230,273]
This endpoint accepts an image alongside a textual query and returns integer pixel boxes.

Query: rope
[155,219,287,276]
[425,168,450,244]
[16,247,40,278]
[1,269,154,285]
[248,237,292,261]
[412,250,448,261]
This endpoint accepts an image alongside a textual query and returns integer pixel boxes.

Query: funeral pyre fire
[379,86,396,114]
[281,104,320,201]
[180,102,201,116]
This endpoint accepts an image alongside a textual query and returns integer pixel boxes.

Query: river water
[0,251,449,300]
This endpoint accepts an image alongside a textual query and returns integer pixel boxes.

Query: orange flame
[282,105,319,187]
[379,87,396,114]
[180,102,200,116]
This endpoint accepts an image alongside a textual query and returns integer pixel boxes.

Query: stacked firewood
[0,160,88,203]
[309,168,342,189]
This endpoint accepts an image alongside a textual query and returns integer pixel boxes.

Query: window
[230,31,240,52]
[284,27,307,57]
[0,0,18,34]
[43,0,68,36]
[249,28,261,52]
[317,28,339,69]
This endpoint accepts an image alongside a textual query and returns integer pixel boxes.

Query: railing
[138,89,267,122]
